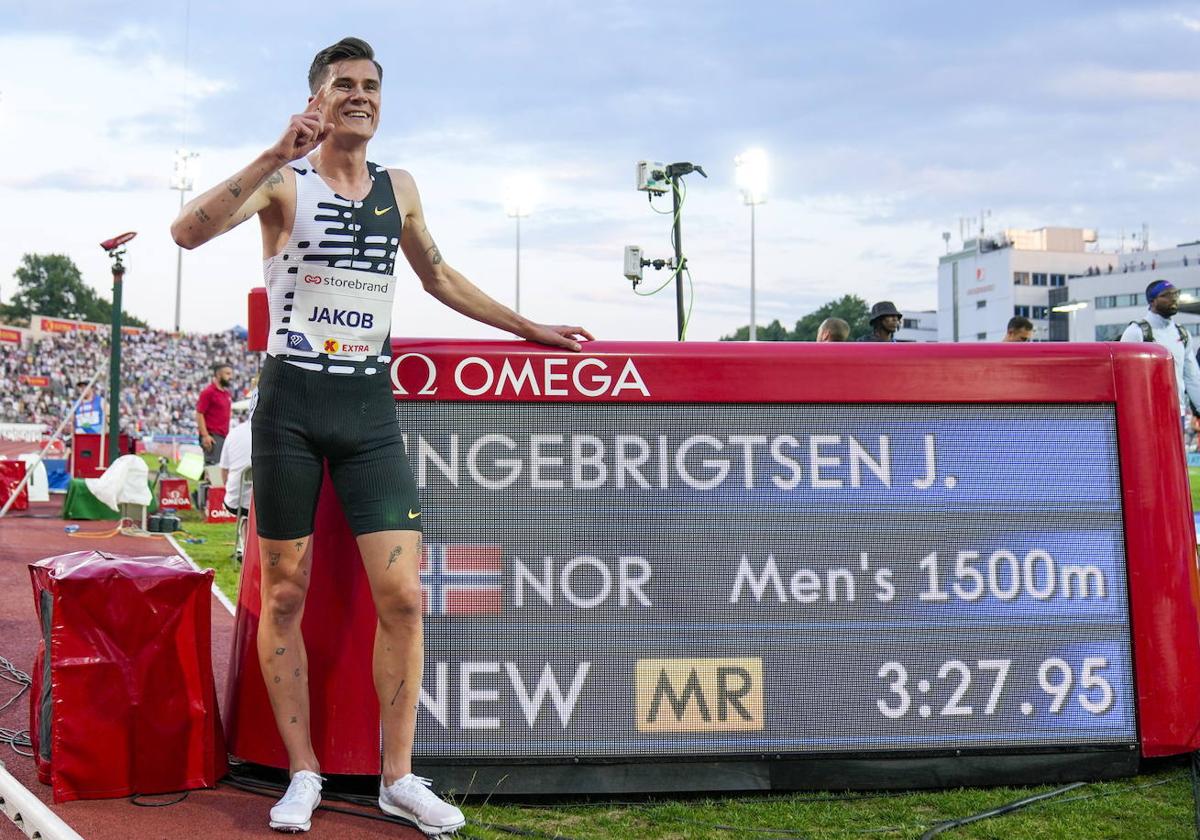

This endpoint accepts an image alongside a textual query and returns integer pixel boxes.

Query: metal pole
[515,214,521,315]
[672,176,685,341]
[174,189,184,332]
[108,259,124,464]
[750,202,757,342]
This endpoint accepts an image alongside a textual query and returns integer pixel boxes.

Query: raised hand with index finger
[269,85,333,164]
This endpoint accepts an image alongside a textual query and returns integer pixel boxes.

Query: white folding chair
[233,465,253,564]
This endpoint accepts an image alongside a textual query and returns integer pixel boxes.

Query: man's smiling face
[314,59,382,141]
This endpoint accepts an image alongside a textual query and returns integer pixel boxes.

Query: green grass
[176,509,243,598]
[456,763,1195,839]
[166,480,1200,840]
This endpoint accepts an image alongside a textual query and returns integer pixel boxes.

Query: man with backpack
[1120,280,1200,440]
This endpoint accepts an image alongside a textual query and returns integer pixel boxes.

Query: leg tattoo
[386,545,404,570]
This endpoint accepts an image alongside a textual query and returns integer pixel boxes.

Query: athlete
[171,36,591,836]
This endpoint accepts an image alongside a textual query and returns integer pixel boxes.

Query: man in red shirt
[195,362,233,465]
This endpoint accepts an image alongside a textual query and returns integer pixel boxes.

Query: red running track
[0,500,424,839]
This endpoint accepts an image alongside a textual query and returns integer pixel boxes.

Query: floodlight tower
[503,177,537,315]
[735,149,768,341]
[170,149,199,332]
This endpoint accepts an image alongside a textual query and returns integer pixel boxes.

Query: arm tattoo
[194,207,211,223]
[421,227,443,265]
[275,647,286,655]
[386,545,404,570]
[225,178,242,198]
[265,171,284,190]
[268,551,281,567]
[390,679,406,706]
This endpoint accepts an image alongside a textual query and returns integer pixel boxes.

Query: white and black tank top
[263,158,401,375]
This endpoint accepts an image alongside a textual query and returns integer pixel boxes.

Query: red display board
[225,333,1200,792]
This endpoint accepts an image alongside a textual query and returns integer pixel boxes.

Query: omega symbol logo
[391,352,438,397]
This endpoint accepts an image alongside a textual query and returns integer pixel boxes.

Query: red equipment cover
[159,477,192,510]
[205,486,237,523]
[27,550,227,802]
[0,459,28,511]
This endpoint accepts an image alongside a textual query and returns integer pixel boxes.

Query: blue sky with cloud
[1,1,1197,339]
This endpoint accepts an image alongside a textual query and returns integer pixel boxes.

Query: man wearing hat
[1120,280,1200,431]
[859,301,903,342]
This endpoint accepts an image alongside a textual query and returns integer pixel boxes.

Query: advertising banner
[40,317,98,334]
[158,478,192,511]
[31,315,144,337]
[205,487,237,523]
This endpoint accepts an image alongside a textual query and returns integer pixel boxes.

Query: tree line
[3,253,877,341]
[721,294,871,341]
[0,253,150,329]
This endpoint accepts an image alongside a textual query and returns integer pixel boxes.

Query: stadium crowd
[0,328,260,436]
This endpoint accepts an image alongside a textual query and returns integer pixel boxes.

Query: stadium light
[503,176,538,315]
[170,149,200,333]
[735,148,768,206]
[1051,300,1088,342]
[735,149,768,341]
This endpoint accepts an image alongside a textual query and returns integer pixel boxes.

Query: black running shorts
[251,355,421,540]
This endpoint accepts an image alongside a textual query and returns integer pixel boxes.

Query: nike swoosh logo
[407,509,421,519]
[374,206,394,216]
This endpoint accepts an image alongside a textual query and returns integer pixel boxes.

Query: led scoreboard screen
[227,297,1200,790]
[393,346,1156,770]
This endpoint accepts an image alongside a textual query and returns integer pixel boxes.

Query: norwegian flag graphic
[420,543,503,616]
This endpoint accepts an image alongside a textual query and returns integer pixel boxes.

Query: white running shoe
[269,770,323,833]
[378,773,466,835]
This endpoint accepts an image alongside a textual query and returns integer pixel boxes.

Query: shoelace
[394,775,439,803]
[279,774,323,807]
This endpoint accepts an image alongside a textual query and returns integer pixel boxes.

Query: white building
[896,310,937,342]
[1060,242,1200,341]
[937,227,1113,342]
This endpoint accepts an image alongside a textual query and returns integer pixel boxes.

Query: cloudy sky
[1,1,1198,341]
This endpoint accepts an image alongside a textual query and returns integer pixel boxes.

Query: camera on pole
[99,231,136,465]
[625,161,707,340]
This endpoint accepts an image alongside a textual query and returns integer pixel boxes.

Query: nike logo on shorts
[408,509,421,519]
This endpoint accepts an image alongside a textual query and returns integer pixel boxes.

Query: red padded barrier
[28,551,227,802]
[0,459,28,511]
